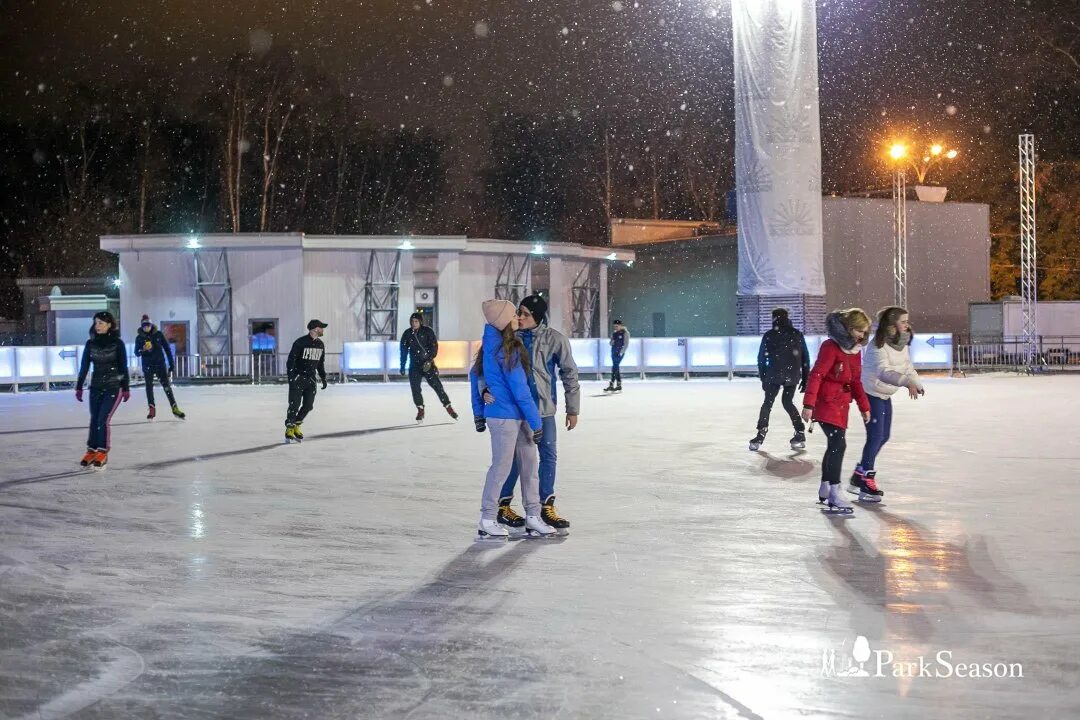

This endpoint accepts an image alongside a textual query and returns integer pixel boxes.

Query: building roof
[100,233,635,263]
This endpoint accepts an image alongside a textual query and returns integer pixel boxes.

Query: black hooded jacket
[134,325,175,371]
[757,317,811,387]
[399,326,439,372]
[77,332,130,392]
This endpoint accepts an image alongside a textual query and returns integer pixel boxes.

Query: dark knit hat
[140,314,152,327]
[518,294,548,324]
[409,312,424,325]
[771,307,789,320]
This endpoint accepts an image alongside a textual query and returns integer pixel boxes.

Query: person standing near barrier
[749,308,809,451]
[75,311,130,468]
[801,309,872,515]
[604,319,630,392]
[399,312,458,422]
[135,315,185,420]
[284,320,328,443]
[849,306,925,501]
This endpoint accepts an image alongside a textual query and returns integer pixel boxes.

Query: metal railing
[954,336,1080,372]
[171,353,345,382]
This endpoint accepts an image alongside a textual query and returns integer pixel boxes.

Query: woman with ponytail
[849,306,925,500]
[75,311,130,468]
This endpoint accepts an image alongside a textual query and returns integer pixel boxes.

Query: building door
[161,321,190,375]
[249,318,278,381]
[413,288,438,335]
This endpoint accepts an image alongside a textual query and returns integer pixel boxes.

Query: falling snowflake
[443,75,454,87]
[611,1,624,11]
[474,21,489,37]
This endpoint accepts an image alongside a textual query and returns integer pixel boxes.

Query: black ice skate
[603,382,616,392]
[749,430,766,451]
[790,431,806,450]
[541,498,570,534]
[415,406,425,423]
[497,498,526,530]
[848,471,884,502]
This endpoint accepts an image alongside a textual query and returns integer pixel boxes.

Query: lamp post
[888,143,908,309]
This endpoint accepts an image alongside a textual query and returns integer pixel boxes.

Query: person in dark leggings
[134,315,184,420]
[399,313,457,422]
[75,311,130,468]
[801,309,872,514]
[605,319,630,392]
[749,308,810,451]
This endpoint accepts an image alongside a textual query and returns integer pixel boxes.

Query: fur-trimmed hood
[825,312,863,354]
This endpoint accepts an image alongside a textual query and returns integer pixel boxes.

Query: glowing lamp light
[626,259,635,267]
[398,239,415,250]
[946,149,958,159]
[930,144,943,156]
[888,143,908,161]
[531,243,545,255]
[186,236,201,249]
[111,278,123,288]
[606,252,617,261]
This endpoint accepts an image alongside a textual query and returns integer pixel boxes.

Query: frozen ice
[1,376,1078,718]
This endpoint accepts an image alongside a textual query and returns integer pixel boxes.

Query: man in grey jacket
[485,293,580,531]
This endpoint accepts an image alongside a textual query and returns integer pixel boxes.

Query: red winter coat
[802,339,870,429]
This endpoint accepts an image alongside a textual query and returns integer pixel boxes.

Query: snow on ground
[0,375,1078,718]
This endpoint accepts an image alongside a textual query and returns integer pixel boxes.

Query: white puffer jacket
[861,342,923,400]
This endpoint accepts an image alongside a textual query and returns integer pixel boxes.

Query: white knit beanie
[482,299,517,331]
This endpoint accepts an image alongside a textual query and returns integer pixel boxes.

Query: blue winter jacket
[470,324,543,431]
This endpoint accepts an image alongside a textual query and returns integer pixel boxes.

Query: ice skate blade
[524,529,558,539]
[790,442,805,450]
[475,531,509,543]
[846,487,882,501]
[748,443,762,451]
[821,506,854,516]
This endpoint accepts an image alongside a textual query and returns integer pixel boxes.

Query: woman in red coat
[801,309,872,514]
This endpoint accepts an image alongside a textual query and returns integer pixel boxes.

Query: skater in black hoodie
[749,308,810,451]
[284,320,328,442]
[399,312,457,422]
[134,314,184,420]
[75,311,130,468]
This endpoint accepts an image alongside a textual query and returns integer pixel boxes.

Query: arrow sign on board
[58,348,77,359]
[926,336,952,348]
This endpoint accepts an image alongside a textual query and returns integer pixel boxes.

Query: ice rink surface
[1,375,1078,719]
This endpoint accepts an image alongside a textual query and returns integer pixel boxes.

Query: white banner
[733,0,826,296]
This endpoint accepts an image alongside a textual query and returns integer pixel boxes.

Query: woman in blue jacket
[470,299,554,540]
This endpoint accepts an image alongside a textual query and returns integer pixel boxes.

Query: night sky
[1,0,1029,190]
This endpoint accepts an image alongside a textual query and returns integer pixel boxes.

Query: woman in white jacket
[850,307,925,500]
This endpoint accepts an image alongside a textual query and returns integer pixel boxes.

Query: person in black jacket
[75,311,130,468]
[750,308,810,451]
[134,314,185,420]
[399,312,457,422]
[284,320,328,442]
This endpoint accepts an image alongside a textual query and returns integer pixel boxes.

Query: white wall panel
[229,249,304,354]
[303,251,369,353]
[118,251,197,347]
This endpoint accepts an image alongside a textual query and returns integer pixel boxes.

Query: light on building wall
[398,239,415,250]
[187,236,201,249]
[531,243,545,255]
[606,252,617,261]
[111,278,123,288]
[626,259,635,268]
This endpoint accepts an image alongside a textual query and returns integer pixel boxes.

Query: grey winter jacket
[477,324,581,417]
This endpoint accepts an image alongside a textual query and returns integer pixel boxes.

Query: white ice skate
[476,517,510,542]
[823,483,854,515]
[817,481,830,505]
[524,515,557,538]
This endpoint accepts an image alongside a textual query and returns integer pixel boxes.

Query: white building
[100,234,634,358]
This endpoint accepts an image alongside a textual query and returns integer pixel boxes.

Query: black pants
[143,364,176,408]
[87,387,122,450]
[286,377,317,426]
[611,350,623,383]
[410,365,450,407]
[819,422,847,485]
[757,383,804,433]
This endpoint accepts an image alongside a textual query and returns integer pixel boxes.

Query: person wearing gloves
[470,299,554,540]
[749,307,810,451]
[850,306,925,499]
[75,311,130,468]
[134,314,184,420]
[801,309,872,514]
[482,293,580,533]
[284,319,328,443]
[399,312,457,422]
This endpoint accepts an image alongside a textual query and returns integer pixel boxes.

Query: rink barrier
[954,336,1080,372]
[0,334,957,391]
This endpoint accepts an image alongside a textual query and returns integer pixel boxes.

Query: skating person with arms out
[749,307,810,451]
[605,319,630,392]
[481,294,580,534]
[134,315,184,420]
[801,309,872,514]
[75,312,130,468]
[470,299,554,540]
[849,306,925,501]
[284,320,328,443]
[399,312,457,422]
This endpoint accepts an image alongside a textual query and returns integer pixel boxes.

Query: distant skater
[749,307,809,451]
[604,319,630,392]
[135,314,184,420]
[400,312,457,422]
[284,320,328,443]
[75,311,130,469]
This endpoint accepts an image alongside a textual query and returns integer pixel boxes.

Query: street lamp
[887,143,908,308]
